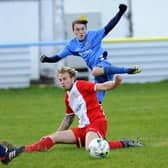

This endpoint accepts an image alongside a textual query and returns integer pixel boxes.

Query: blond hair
[57,66,78,78]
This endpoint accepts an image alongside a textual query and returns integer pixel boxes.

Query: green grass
[0,81,168,168]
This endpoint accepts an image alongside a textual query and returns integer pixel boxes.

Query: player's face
[73,23,87,41]
[58,72,75,91]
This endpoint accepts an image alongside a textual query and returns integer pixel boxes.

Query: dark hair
[72,19,88,30]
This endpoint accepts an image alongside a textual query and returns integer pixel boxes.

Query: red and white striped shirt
[65,80,106,128]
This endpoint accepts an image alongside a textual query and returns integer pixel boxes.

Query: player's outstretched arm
[40,54,61,63]
[104,4,127,35]
[57,114,75,131]
[40,114,75,140]
[96,75,122,91]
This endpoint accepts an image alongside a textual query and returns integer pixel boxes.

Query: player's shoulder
[76,80,88,84]
[76,80,95,89]
[88,28,105,34]
[68,37,77,44]
[87,28,105,39]
[87,30,97,36]
[75,80,86,88]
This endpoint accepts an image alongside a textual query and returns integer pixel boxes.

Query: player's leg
[84,118,144,150]
[49,130,76,144]
[109,65,141,74]
[85,121,123,150]
[108,138,144,150]
[120,138,144,147]
[107,140,124,149]
[92,61,141,77]
[94,75,108,103]
[94,71,115,103]
[96,91,106,104]
[92,63,141,103]
[25,130,76,152]
[86,119,123,149]
[92,65,128,76]
[85,118,108,151]
[92,61,141,103]
[85,131,100,151]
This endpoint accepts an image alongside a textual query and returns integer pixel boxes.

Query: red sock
[108,140,124,149]
[25,137,54,152]
[0,157,5,161]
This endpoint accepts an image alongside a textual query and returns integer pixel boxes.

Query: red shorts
[71,118,107,148]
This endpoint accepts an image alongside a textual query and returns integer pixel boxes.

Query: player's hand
[119,4,127,14]
[40,54,48,63]
[114,75,122,85]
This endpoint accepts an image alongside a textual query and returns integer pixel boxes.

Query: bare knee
[85,131,100,151]
[92,67,104,76]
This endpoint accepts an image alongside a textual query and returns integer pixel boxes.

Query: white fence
[0,47,31,89]
[0,41,65,89]
[0,37,168,89]
[103,38,168,83]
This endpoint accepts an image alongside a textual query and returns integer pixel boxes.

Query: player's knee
[92,67,104,76]
[85,145,89,151]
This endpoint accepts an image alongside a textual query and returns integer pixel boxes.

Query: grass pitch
[0,81,168,168]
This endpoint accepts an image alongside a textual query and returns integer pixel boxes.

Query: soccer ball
[88,138,110,159]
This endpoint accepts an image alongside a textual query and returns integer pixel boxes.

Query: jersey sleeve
[76,80,96,93]
[94,28,106,40]
[58,45,72,58]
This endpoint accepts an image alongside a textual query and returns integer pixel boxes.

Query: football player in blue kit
[40,4,141,103]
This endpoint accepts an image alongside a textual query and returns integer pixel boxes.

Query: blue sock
[104,66,128,75]
[0,144,6,158]
[96,91,106,104]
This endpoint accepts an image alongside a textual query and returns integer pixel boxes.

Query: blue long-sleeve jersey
[58,28,106,70]
[46,10,124,70]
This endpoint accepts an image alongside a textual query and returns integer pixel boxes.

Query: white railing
[0,37,168,89]
[103,37,168,83]
[0,41,66,89]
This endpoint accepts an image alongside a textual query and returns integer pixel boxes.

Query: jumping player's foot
[1,141,16,151]
[1,146,25,165]
[128,65,141,74]
[121,138,144,147]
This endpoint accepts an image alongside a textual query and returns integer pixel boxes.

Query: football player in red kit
[24,66,144,152]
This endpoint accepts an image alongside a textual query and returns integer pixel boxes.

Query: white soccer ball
[88,138,110,159]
